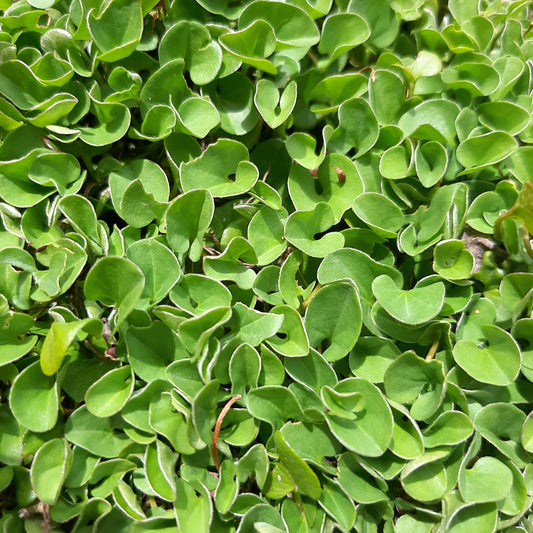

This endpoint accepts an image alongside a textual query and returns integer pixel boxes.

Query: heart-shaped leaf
[85,366,134,418]
[84,256,145,332]
[325,378,393,456]
[304,281,362,361]
[318,13,370,63]
[180,139,258,198]
[9,361,58,432]
[219,20,277,75]
[30,438,71,505]
[453,325,521,386]
[372,275,445,325]
[254,79,297,129]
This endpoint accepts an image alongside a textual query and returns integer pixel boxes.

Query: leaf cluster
[0,0,532,532]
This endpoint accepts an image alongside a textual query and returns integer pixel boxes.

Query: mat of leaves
[0,0,532,532]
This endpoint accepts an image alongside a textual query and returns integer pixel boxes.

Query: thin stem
[425,330,441,361]
[212,395,242,471]
[302,283,322,310]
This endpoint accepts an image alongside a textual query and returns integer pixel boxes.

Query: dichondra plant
[0,0,532,532]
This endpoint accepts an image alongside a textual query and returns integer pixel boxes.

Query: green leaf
[522,411,533,453]
[273,431,321,500]
[165,189,214,262]
[304,281,362,361]
[84,256,145,331]
[423,411,473,448]
[254,80,297,129]
[352,192,404,238]
[442,61,500,96]
[248,206,288,266]
[414,141,448,188]
[337,452,388,503]
[401,456,447,502]
[203,237,257,290]
[204,72,260,135]
[328,97,379,156]
[348,0,399,47]
[9,361,58,432]
[433,239,474,280]
[126,321,183,382]
[372,275,445,325]
[319,248,403,305]
[145,439,177,501]
[478,101,529,135]
[159,21,222,85]
[389,407,424,460]
[229,343,261,397]
[456,132,517,172]
[264,305,309,357]
[0,312,38,366]
[126,239,181,308]
[174,478,212,533]
[113,479,146,520]
[170,274,232,316]
[229,303,284,346]
[280,422,342,474]
[40,318,103,376]
[28,152,82,196]
[246,386,305,430]
[285,203,344,258]
[325,378,393,456]
[474,403,529,468]
[180,139,258,198]
[446,503,498,533]
[30,438,71,505]
[78,99,131,147]
[288,154,363,221]
[459,456,513,503]
[239,1,320,49]
[318,13,370,63]
[85,366,134,418]
[88,0,143,62]
[177,97,220,138]
[219,20,277,75]
[65,406,131,458]
[349,336,401,383]
[384,352,445,420]
[215,460,239,514]
[0,405,23,466]
[453,325,521,386]
[368,69,405,125]
[398,99,460,145]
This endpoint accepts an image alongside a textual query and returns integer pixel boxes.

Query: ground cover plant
[0,0,532,531]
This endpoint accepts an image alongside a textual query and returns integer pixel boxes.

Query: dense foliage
[0,0,532,531]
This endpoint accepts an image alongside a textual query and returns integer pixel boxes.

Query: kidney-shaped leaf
[456,131,517,172]
[453,325,521,386]
[84,257,145,332]
[325,378,393,457]
[180,139,258,198]
[30,438,71,505]
[9,360,58,432]
[318,13,370,62]
[305,281,362,362]
[85,366,134,418]
[165,189,214,263]
[254,79,297,129]
[459,456,513,503]
[384,352,445,420]
[372,275,445,325]
[285,203,344,258]
[219,20,277,75]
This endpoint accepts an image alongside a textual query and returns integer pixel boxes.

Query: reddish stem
[211,395,242,471]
